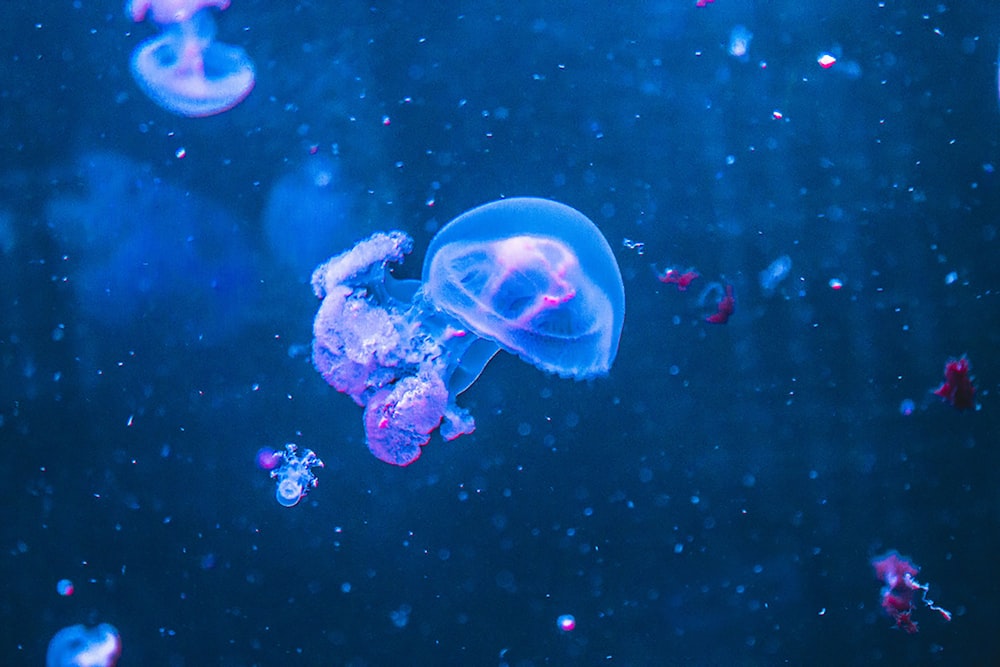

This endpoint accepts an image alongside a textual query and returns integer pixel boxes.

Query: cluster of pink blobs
[871,551,952,634]
[127,0,255,117]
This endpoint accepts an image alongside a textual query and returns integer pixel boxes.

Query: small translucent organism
[46,623,121,667]
[759,255,791,294]
[389,603,412,628]
[655,266,699,291]
[933,356,977,411]
[127,0,255,117]
[556,614,576,632]
[312,198,625,466]
[702,283,735,324]
[728,25,752,61]
[871,551,952,634]
[263,443,324,508]
[899,398,915,416]
[56,579,74,596]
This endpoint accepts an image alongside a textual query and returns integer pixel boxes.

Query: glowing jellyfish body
[267,444,324,507]
[127,0,255,117]
[46,623,121,667]
[312,198,625,466]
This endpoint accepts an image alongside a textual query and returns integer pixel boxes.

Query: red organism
[696,0,716,6]
[705,284,735,324]
[933,356,976,411]
[871,550,952,634]
[656,267,700,291]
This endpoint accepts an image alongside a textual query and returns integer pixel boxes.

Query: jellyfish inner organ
[312,198,625,466]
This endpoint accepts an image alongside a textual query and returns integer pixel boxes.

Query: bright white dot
[557,614,576,632]
[818,54,837,68]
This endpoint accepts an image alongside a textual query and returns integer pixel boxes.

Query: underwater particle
[828,278,844,290]
[56,579,74,596]
[818,53,837,68]
[556,614,576,632]
[899,398,915,416]
[390,604,412,628]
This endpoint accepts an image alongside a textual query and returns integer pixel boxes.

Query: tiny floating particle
[556,614,576,632]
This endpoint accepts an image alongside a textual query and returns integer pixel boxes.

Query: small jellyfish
[312,198,625,466]
[46,623,121,667]
[267,443,324,507]
[127,0,255,117]
[728,25,752,60]
[759,255,791,294]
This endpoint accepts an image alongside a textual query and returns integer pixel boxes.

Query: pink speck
[255,447,281,471]
[818,53,837,69]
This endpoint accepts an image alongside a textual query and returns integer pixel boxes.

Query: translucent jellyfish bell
[128,0,255,117]
[422,197,625,380]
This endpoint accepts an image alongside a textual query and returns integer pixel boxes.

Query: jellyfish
[127,0,255,117]
[311,198,625,466]
[46,623,121,667]
[264,443,324,508]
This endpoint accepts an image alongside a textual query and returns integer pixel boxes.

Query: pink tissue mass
[127,0,255,117]
[871,551,952,634]
[933,356,976,411]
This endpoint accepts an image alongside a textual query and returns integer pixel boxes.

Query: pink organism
[871,551,952,634]
[655,266,700,291]
[696,0,716,6]
[933,355,977,411]
[704,283,735,324]
[127,0,255,117]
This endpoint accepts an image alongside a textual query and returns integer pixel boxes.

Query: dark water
[2,1,999,665]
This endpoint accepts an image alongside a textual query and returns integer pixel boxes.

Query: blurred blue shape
[46,152,259,344]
